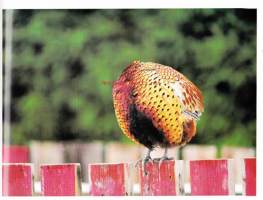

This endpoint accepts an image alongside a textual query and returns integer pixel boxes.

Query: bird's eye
[132,93,138,97]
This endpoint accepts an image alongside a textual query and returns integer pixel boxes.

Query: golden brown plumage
[112,61,204,151]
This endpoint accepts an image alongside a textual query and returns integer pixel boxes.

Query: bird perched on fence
[112,61,204,162]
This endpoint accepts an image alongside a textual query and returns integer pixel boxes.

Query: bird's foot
[135,156,153,168]
[153,156,174,162]
[143,155,153,166]
[153,156,174,169]
[142,156,154,176]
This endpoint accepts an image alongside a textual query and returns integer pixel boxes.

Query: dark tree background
[3,9,256,147]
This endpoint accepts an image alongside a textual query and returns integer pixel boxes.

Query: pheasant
[112,61,204,161]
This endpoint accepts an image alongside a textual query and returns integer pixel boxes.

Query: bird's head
[112,79,132,97]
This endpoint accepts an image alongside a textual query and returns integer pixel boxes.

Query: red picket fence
[2,145,30,163]
[244,158,256,195]
[139,160,177,195]
[40,163,80,196]
[2,163,33,196]
[1,158,256,196]
[89,163,129,196]
[190,159,234,195]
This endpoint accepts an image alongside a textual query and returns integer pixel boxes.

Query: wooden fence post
[221,146,255,192]
[2,163,33,196]
[138,160,178,195]
[30,141,65,181]
[243,158,256,196]
[190,159,234,195]
[2,145,30,163]
[182,145,217,185]
[88,163,130,196]
[40,163,81,196]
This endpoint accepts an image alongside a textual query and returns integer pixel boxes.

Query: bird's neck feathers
[113,80,134,102]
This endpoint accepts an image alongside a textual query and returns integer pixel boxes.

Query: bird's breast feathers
[113,61,204,146]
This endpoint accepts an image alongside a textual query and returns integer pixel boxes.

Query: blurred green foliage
[6,9,256,147]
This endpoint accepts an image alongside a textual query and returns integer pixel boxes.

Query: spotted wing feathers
[142,62,204,120]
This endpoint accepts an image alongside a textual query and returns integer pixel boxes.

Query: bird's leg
[162,147,169,160]
[154,147,174,161]
[142,148,153,176]
[143,149,152,165]
[162,147,174,160]
[157,147,174,169]
[135,148,153,168]
[144,148,152,162]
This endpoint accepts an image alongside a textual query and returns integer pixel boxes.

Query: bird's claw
[135,156,153,168]
[153,156,174,162]
[143,156,153,165]
[152,156,174,170]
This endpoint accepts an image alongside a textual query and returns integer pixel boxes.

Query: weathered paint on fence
[243,158,256,196]
[190,159,234,195]
[40,163,80,196]
[30,141,65,181]
[88,163,129,196]
[2,158,256,196]
[139,160,177,195]
[2,145,30,163]
[222,146,255,187]
[2,163,33,196]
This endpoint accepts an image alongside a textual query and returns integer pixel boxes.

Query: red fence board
[2,158,256,196]
[89,163,129,196]
[139,160,176,195]
[40,163,80,196]
[190,159,233,195]
[244,158,256,196]
[2,145,30,163]
[2,163,33,196]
